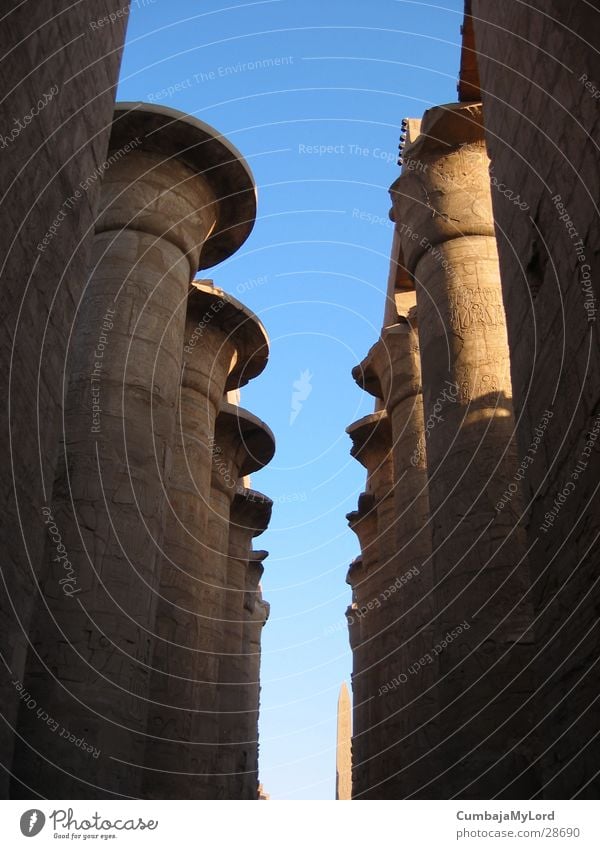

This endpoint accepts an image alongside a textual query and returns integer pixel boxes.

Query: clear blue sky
[117,0,464,800]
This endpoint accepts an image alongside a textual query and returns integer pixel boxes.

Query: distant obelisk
[336,683,352,800]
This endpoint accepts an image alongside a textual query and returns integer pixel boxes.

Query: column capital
[346,492,378,556]
[346,556,364,588]
[109,102,257,268]
[402,101,484,160]
[345,603,357,621]
[352,318,421,409]
[346,410,391,472]
[187,281,269,389]
[389,101,494,276]
[230,487,273,537]
[213,402,275,485]
[345,604,361,651]
[352,342,386,400]
[249,549,269,568]
[245,552,268,613]
[255,598,270,625]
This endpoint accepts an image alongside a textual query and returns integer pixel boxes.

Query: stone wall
[471,0,600,798]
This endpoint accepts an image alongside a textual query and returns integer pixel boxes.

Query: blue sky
[117,0,464,800]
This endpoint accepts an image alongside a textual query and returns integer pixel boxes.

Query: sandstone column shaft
[241,554,270,798]
[13,103,257,798]
[220,489,271,799]
[346,413,394,797]
[203,405,274,798]
[354,306,436,798]
[143,282,269,798]
[0,4,129,797]
[390,101,535,797]
[15,159,215,798]
[345,500,377,798]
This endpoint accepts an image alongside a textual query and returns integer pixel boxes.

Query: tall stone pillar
[344,568,363,797]
[12,103,257,798]
[345,495,378,798]
[390,102,536,797]
[142,283,269,799]
[0,4,130,797]
[220,487,272,799]
[346,412,393,796]
[204,404,274,798]
[352,303,436,798]
[241,551,270,798]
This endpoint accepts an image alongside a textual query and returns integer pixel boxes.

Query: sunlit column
[390,102,535,797]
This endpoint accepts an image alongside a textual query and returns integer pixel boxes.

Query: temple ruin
[1,0,598,800]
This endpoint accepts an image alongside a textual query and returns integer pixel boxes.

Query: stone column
[204,404,274,798]
[345,565,363,798]
[142,283,269,799]
[353,303,436,798]
[390,102,536,797]
[241,551,270,799]
[0,5,130,798]
[345,494,378,798]
[346,412,394,796]
[220,487,272,799]
[13,103,257,798]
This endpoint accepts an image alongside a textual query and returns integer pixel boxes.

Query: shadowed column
[345,494,378,798]
[241,551,270,798]
[390,101,536,797]
[346,411,394,797]
[204,404,274,798]
[12,103,256,798]
[353,300,436,798]
[220,487,272,799]
[0,4,130,796]
[143,283,269,799]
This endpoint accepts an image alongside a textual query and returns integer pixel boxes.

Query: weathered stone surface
[222,488,272,799]
[197,403,274,798]
[389,101,536,798]
[346,411,396,796]
[110,103,257,270]
[11,105,258,798]
[345,509,376,796]
[346,91,548,799]
[0,1,129,796]
[142,284,270,799]
[241,551,270,798]
[471,0,600,798]
[353,307,436,798]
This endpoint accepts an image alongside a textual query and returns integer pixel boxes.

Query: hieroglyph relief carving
[448,286,505,334]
